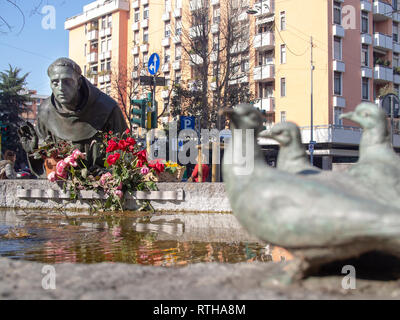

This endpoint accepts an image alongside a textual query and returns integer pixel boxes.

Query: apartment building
[65,0,400,169]
[20,90,48,124]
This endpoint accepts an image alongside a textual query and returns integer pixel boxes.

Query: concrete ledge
[0,180,232,213]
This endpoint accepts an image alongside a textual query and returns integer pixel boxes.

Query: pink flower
[64,156,78,167]
[114,190,124,199]
[117,182,123,190]
[140,166,150,175]
[72,149,86,160]
[47,172,57,182]
[100,172,112,186]
[56,160,68,176]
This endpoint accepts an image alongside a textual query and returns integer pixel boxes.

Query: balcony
[254,97,275,112]
[173,60,181,70]
[86,52,98,64]
[141,19,149,29]
[190,0,206,11]
[99,27,112,37]
[211,0,219,5]
[374,65,393,82]
[132,46,139,55]
[173,8,182,18]
[394,42,400,53]
[140,43,149,52]
[132,21,139,31]
[253,32,274,50]
[65,0,130,30]
[394,73,400,84]
[211,23,219,34]
[373,32,393,50]
[161,63,170,72]
[361,66,373,78]
[253,0,274,17]
[162,12,170,21]
[360,0,372,12]
[210,51,218,62]
[99,73,111,83]
[86,30,98,41]
[333,60,345,72]
[99,50,112,60]
[162,37,170,47]
[230,41,248,54]
[189,25,203,38]
[131,71,139,79]
[142,0,149,5]
[361,33,372,45]
[190,54,203,65]
[161,90,169,99]
[229,75,248,85]
[333,96,346,108]
[373,0,392,21]
[132,1,139,9]
[253,64,275,81]
[173,35,181,44]
[332,24,345,38]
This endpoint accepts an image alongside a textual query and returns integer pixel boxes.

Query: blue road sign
[180,116,196,130]
[148,53,160,75]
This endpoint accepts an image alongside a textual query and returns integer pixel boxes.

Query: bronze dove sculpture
[222,103,400,281]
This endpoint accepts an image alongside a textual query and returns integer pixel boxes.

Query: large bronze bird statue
[222,103,400,281]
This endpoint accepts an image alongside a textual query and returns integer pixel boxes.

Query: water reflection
[0,211,292,266]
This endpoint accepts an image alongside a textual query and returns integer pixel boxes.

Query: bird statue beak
[339,112,354,121]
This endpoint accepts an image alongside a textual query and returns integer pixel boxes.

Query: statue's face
[49,66,81,107]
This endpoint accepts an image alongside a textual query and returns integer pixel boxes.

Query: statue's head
[48,58,82,109]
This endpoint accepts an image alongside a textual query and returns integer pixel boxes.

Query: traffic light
[131,99,147,128]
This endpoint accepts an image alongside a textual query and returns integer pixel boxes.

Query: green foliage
[0,65,31,157]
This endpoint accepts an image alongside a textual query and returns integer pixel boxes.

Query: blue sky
[0,1,92,95]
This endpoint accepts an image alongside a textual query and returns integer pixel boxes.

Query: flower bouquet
[46,129,164,212]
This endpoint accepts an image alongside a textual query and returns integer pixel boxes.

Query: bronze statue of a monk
[18,57,128,177]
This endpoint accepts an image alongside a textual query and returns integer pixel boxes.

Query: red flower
[125,129,130,135]
[136,159,146,168]
[107,153,120,166]
[126,137,136,147]
[105,134,108,139]
[106,139,118,153]
[149,161,165,175]
[109,131,113,134]
[118,139,130,151]
[135,149,147,162]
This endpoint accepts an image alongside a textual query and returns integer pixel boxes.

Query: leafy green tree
[0,65,31,161]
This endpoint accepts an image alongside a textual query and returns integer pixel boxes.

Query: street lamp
[247,0,271,114]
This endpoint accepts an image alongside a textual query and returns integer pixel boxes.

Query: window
[333,1,341,25]
[334,107,343,126]
[144,6,149,19]
[107,38,112,52]
[334,71,342,95]
[143,53,148,65]
[134,31,139,44]
[280,11,286,31]
[361,11,369,34]
[362,77,369,100]
[361,45,369,67]
[280,111,286,122]
[175,45,182,60]
[106,59,111,71]
[280,45,286,64]
[334,36,341,60]
[280,78,286,97]
[394,53,399,68]
[165,23,171,38]
[134,9,140,22]
[84,44,87,56]
[143,29,149,43]
[241,59,249,73]
[101,16,106,29]
[258,83,273,98]
[101,40,106,53]
[107,14,112,28]
[101,61,105,71]
[394,22,399,43]
[84,66,87,77]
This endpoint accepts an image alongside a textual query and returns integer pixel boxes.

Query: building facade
[65,0,400,169]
